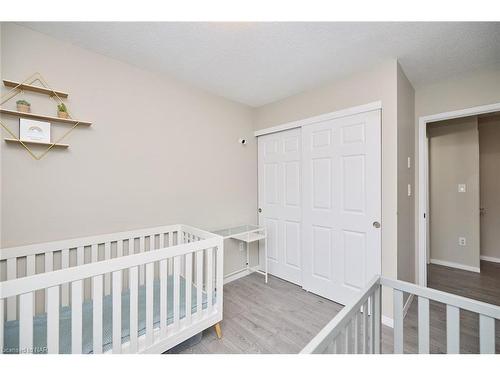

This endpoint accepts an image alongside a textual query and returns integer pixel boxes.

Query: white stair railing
[301,276,500,354]
[301,276,381,354]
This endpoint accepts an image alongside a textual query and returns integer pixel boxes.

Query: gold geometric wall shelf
[0,72,92,160]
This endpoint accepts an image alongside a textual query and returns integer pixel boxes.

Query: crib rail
[301,276,500,354]
[0,225,223,354]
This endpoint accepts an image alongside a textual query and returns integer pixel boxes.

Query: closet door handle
[258,208,263,213]
[373,221,381,229]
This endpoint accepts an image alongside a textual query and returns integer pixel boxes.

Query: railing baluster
[393,289,404,354]
[479,314,495,354]
[446,305,460,354]
[19,292,33,354]
[354,310,360,354]
[129,266,139,352]
[47,285,59,354]
[373,286,381,354]
[418,296,430,354]
[362,301,369,354]
[92,274,103,354]
[71,280,83,353]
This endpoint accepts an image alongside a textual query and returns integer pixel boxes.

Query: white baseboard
[480,255,500,264]
[223,269,251,284]
[430,258,480,273]
[382,315,394,328]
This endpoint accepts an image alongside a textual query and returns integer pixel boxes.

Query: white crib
[0,224,224,354]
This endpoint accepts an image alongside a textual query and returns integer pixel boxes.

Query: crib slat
[127,238,134,256]
[104,243,111,295]
[150,235,156,251]
[160,259,168,337]
[44,253,53,312]
[129,266,139,353]
[19,292,34,353]
[168,232,173,247]
[479,315,495,354]
[6,258,16,321]
[139,237,145,285]
[354,311,361,354]
[0,299,4,350]
[362,301,368,354]
[92,274,103,354]
[345,319,352,353]
[112,270,122,353]
[418,296,430,353]
[76,246,84,266]
[26,255,36,276]
[446,305,460,354]
[47,286,59,354]
[145,262,154,347]
[196,251,203,317]
[117,241,123,258]
[173,256,180,330]
[61,249,70,306]
[159,233,165,249]
[393,289,404,354]
[91,244,98,263]
[206,248,213,314]
[71,280,83,353]
[185,253,193,324]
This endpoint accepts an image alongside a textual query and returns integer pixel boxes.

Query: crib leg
[214,323,222,339]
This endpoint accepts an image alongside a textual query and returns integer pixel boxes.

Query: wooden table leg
[214,322,222,339]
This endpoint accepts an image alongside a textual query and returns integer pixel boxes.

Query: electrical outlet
[239,242,245,252]
[459,237,466,246]
[458,184,466,193]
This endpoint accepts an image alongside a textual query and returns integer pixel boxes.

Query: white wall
[479,115,500,262]
[254,60,399,319]
[0,23,258,277]
[428,117,480,271]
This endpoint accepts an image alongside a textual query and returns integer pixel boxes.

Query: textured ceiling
[21,22,500,107]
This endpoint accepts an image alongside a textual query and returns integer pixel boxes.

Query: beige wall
[397,63,416,285]
[428,117,480,270]
[414,64,500,278]
[479,115,500,261]
[0,23,258,276]
[254,60,399,318]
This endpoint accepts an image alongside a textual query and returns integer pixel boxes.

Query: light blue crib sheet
[3,275,210,354]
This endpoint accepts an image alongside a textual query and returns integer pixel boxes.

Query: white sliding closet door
[258,128,302,285]
[302,110,381,305]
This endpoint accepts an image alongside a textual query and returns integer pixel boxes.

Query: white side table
[213,225,268,283]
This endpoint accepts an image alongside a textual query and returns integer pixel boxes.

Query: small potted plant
[16,99,31,113]
[57,103,69,119]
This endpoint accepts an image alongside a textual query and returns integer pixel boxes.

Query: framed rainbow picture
[19,118,51,144]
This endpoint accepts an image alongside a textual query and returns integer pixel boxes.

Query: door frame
[255,100,382,273]
[417,101,500,287]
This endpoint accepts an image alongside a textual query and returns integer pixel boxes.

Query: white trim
[430,258,481,273]
[223,268,251,284]
[417,101,500,287]
[382,315,394,328]
[254,101,382,137]
[480,255,500,264]
[403,293,415,318]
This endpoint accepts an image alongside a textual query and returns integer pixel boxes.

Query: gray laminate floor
[173,272,343,354]
[173,261,500,354]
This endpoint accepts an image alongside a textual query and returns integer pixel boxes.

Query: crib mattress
[3,275,210,354]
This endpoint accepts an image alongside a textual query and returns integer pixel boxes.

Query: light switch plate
[459,237,466,246]
[458,184,466,193]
